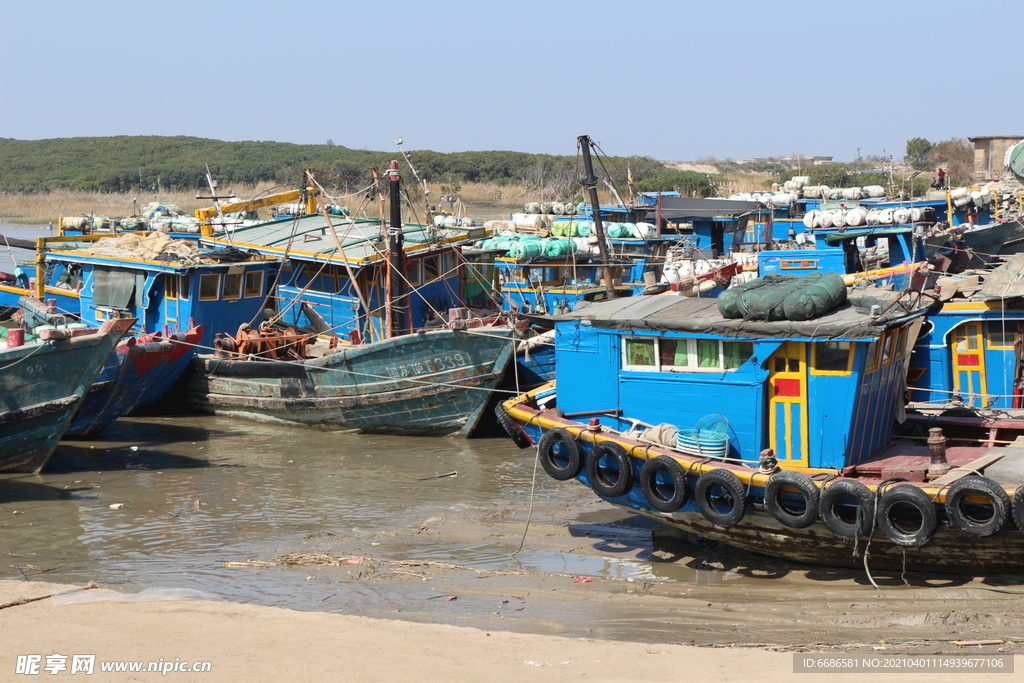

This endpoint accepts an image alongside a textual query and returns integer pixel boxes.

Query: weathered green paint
[184,329,514,436]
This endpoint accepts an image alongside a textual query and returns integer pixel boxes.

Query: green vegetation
[0,136,682,195]
[905,137,934,171]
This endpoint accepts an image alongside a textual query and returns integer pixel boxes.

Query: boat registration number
[386,353,467,378]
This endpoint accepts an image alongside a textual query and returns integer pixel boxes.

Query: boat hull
[184,329,514,436]
[65,326,203,438]
[504,389,1024,575]
[0,319,133,472]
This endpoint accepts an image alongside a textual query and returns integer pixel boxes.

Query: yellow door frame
[951,322,988,407]
[768,341,809,467]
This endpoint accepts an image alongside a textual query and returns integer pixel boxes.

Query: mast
[386,160,408,338]
[578,135,617,300]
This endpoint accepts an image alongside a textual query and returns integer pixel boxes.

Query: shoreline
[1,581,1015,682]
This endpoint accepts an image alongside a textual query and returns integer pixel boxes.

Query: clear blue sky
[1,0,1019,163]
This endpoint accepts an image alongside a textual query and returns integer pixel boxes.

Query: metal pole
[387,160,408,338]
[578,135,617,299]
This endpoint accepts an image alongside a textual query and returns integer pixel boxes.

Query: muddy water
[4,416,1024,649]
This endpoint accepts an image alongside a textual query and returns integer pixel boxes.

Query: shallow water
[5,415,1024,648]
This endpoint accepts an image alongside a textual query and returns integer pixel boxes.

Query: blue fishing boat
[498,279,1024,574]
[184,163,516,435]
[0,317,134,472]
[14,295,205,438]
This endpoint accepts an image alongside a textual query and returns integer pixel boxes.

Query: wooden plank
[928,452,1005,486]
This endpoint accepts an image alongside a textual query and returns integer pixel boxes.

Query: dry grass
[1,181,621,224]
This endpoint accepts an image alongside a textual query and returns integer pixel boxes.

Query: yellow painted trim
[0,284,80,299]
[768,341,809,467]
[809,341,854,376]
[951,322,989,406]
[942,300,1004,312]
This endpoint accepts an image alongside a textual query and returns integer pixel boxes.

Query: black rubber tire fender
[585,441,635,498]
[819,479,875,539]
[1013,485,1024,534]
[694,468,747,528]
[944,476,1010,537]
[763,470,819,529]
[876,484,937,548]
[536,428,582,481]
[639,456,690,513]
[494,404,532,449]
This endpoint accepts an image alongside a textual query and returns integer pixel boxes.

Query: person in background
[932,168,947,189]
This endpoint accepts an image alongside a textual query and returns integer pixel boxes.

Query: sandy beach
[0,580,1016,682]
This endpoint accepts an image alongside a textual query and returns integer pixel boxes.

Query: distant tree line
[0,136,688,196]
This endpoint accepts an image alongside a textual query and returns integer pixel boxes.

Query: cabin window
[811,341,853,374]
[864,340,881,372]
[198,274,220,300]
[881,331,895,365]
[180,274,191,300]
[244,270,264,297]
[223,272,243,300]
[424,255,440,282]
[165,274,179,300]
[955,324,980,352]
[405,259,421,286]
[986,321,1019,349]
[658,339,690,368]
[696,339,719,368]
[623,337,753,373]
[624,339,657,367]
[723,341,754,369]
[441,251,457,278]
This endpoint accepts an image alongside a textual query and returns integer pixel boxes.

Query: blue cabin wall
[554,321,770,460]
[64,258,279,350]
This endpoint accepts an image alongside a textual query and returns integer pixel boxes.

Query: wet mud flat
[2,414,1024,651]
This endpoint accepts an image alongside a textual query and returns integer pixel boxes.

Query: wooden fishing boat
[186,326,513,435]
[0,318,134,472]
[185,163,516,435]
[498,287,1024,574]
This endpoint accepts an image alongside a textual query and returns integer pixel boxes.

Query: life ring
[1013,486,1024,534]
[585,441,634,498]
[694,469,747,528]
[819,480,875,539]
[876,484,937,547]
[945,476,1010,537]
[536,428,582,481]
[493,404,532,450]
[763,471,819,528]
[639,456,690,512]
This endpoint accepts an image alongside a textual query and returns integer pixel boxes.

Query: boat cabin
[906,261,1024,411]
[44,246,280,349]
[201,214,485,341]
[551,295,919,470]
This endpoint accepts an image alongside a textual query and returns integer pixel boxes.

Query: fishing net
[717,271,846,321]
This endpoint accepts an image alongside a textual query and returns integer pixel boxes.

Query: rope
[0,340,47,372]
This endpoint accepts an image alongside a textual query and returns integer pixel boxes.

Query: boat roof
[556,294,899,340]
[823,227,914,245]
[642,197,761,221]
[201,214,484,264]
